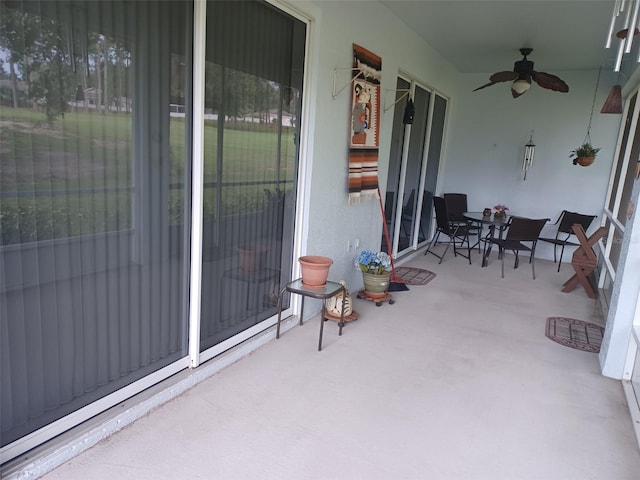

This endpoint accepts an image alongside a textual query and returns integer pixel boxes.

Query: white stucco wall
[289,0,636,379]
[442,69,622,262]
[293,0,459,289]
[294,1,622,281]
[444,69,638,379]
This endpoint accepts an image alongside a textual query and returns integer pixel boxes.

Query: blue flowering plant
[355,249,391,275]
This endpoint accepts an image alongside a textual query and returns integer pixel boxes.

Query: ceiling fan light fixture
[512,79,531,94]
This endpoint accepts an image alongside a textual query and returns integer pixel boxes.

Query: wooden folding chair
[561,225,606,299]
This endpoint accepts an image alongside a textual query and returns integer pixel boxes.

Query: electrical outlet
[347,240,352,252]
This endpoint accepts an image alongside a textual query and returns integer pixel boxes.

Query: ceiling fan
[473,48,569,98]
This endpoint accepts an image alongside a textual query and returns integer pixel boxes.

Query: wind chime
[606,0,640,72]
[522,131,535,181]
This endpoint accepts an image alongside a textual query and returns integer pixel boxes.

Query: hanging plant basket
[570,68,602,168]
[570,142,600,167]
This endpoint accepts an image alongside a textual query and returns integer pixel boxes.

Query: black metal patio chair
[485,216,549,279]
[538,210,597,272]
[444,193,482,251]
[425,196,472,264]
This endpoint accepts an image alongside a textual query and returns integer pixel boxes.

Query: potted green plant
[570,142,601,167]
[355,249,391,299]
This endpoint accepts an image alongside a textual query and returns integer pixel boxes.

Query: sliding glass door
[0,0,192,452]
[0,0,306,462]
[383,75,447,257]
[199,1,304,351]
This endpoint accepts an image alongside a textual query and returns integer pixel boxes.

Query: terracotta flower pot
[576,156,595,167]
[298,255,333,288]
[238,244,268,273]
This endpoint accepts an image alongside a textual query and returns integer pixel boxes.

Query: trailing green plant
[570,142,600,164]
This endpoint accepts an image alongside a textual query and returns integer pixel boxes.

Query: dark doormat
[394,267,437,286]
[545,317,604,353]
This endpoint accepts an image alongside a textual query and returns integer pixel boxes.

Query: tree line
[0,3,290,123]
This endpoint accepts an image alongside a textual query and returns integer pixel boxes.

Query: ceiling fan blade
[532,71,569,93]
[473,71,518,91]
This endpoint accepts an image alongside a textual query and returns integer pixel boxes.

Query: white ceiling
[380,1,623,75]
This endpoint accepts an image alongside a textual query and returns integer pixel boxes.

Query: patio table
[463,212,511,267]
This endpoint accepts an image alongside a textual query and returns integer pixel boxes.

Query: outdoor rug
[394,267,437,286]
[545,317,604,353]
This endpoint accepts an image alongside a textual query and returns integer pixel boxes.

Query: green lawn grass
[0,107,297,245]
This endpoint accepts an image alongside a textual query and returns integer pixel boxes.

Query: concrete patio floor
[35,248,640,479]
